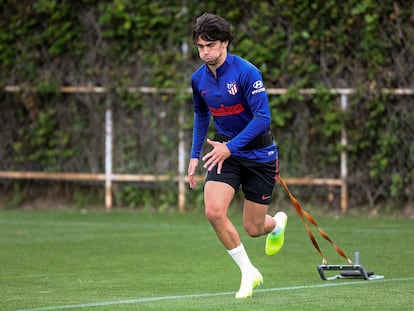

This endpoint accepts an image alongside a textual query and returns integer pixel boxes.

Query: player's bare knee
[205,207,224,224]
[244,225,263,238]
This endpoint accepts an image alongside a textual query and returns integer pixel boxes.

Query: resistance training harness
[279,176,353,265]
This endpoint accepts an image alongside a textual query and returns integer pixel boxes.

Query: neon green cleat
[265,212,288,256]
[235,269,263,299]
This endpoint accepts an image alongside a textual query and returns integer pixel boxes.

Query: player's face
[196,37,228,67]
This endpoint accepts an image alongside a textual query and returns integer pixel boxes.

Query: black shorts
[205,156,279,205]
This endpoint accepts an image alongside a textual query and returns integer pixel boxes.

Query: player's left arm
[225,68,271,153]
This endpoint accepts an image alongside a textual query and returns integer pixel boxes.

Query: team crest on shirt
[227,81,238,95]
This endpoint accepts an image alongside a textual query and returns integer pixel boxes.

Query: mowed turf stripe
[15,277,414,311]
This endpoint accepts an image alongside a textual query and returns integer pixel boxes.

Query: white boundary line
[15,277,414,311]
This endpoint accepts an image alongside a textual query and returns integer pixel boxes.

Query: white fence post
[178,37,189,212]
[340,93,348,213]
[105,109,113,210]
[178,107,186,212]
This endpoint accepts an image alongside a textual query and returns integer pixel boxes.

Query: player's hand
[187,158,199,189]
[202,139,231,174]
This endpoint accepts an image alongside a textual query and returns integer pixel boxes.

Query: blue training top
[190,53,277,162]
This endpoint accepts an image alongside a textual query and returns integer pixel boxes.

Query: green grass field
[1,208,413,310]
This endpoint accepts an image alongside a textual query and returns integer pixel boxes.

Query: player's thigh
[204,181,235,216]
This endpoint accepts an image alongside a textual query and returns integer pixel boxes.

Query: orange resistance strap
[279,176,353,265]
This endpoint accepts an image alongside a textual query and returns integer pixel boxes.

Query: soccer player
[187,13,288,299]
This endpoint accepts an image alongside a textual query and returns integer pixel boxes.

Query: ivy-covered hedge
[1,1,413,210]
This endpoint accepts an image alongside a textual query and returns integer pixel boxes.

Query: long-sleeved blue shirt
[190,53,277,162]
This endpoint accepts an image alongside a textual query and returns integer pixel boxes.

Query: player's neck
[207,52,227,78]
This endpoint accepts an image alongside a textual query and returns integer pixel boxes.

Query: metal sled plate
[317,264,384,281]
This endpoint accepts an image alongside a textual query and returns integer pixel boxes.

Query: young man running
[187,12,287,299]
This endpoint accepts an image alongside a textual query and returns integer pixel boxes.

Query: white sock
[227,243,255,275]
[271,212,285,235]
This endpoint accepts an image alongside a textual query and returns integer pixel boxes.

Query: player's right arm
[188,158,199,189]
[188,76,210,188]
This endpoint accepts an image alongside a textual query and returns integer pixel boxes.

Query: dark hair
[192,13,234,44]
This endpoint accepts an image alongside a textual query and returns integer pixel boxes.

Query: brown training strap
[279,176,352,265]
